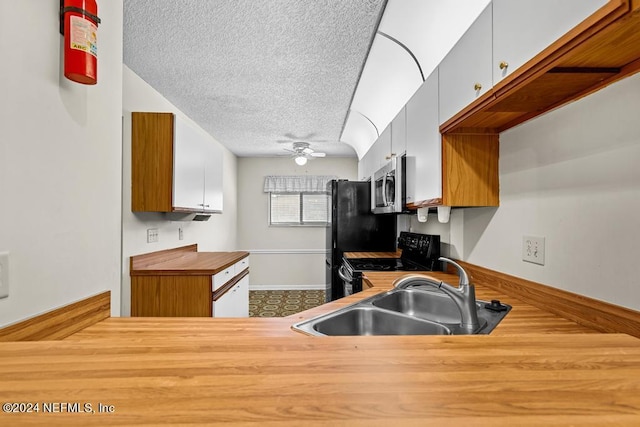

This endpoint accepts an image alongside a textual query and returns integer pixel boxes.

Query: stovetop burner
[346,257,427,272]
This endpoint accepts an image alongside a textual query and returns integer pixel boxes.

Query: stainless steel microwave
[372,155,406,214]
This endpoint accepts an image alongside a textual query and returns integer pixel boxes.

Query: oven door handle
[338,265,352,283]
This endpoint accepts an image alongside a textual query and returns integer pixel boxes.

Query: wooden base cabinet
[131,255,250,318]
[131,276,212,317]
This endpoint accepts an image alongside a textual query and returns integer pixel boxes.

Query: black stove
[339,232,441,297]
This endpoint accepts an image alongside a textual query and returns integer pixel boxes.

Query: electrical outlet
[178,227,184,240]
[147,228,159,243]
[522,236,545,265]
[0,252,9,299]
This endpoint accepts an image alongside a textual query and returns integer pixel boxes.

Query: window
[269,192,329,226]
[263,175,335,227]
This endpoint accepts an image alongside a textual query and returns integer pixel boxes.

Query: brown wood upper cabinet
[131,112,223,213]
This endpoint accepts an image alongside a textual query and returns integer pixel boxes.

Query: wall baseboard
[249,284,325,291]
[0,291,111,342]
[457,261,640,338]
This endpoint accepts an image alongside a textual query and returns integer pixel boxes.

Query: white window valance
[263,175,336,193]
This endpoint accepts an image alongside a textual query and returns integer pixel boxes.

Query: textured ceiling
[124,0,386,158]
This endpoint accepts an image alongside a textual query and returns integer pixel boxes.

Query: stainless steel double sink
[292,286,511,336]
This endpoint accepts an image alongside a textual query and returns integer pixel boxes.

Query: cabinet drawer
[235,256,250,272]
[212,265,235,290]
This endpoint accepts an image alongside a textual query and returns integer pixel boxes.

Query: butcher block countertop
[130,244,249,276]
[2,274,640,424]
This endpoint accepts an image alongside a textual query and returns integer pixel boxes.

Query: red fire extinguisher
[60,0,101,85]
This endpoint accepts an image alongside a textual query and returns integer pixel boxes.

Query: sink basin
[308,306,451,336]
[292,285,511,337]
[372,288,461,324]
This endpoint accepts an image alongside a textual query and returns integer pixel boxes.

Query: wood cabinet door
[173,115,205,211]
[405,68,441,205]
[438,3,493,125]
[492,0,608,85]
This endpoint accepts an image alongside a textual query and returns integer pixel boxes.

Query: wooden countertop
[2,333,640,425]
[2,271,640,424]
[130,245,249,276]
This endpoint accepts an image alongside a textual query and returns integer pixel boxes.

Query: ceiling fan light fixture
[294,155,308,166]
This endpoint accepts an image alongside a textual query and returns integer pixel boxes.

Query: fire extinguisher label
[70,15,98,58]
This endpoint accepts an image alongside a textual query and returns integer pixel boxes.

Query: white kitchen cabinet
[358,147,374,181]
[405,65,499,208]
[173,115,223,213]
[132,112,223,213]
[373,124,392,170]
[213,275,249,318]
[405,68,441,205]
[358,108,405,180]
[212,256,250,318]
[202,131,223,213]
[492,0,608,85]
[438,3,493,125]
[391,106,407,157]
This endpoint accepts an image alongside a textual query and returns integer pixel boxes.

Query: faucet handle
[439,257,469,287]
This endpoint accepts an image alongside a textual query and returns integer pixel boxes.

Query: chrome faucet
[394,257,480,332]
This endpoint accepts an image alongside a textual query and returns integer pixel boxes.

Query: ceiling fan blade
[302,147,314,154]
[310,152,326,158]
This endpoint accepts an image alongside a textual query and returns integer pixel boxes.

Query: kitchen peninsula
[1,270,640,425]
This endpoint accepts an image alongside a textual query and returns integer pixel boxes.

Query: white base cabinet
[213,275,249,318]
[212,256,250,318]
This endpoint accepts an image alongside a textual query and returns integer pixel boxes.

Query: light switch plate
[0,252,9,299]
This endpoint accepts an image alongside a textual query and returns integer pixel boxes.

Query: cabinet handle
[474,83,482,91]
[499,61,509,70]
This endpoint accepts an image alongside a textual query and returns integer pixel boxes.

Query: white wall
[0,1,123,324]
[237,157,358,289]
[453,73,640,311]
[121,66,238,316]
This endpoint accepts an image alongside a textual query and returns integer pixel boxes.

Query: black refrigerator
[325,180,397,302]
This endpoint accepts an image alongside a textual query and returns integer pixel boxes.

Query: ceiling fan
[283,142,326,165]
